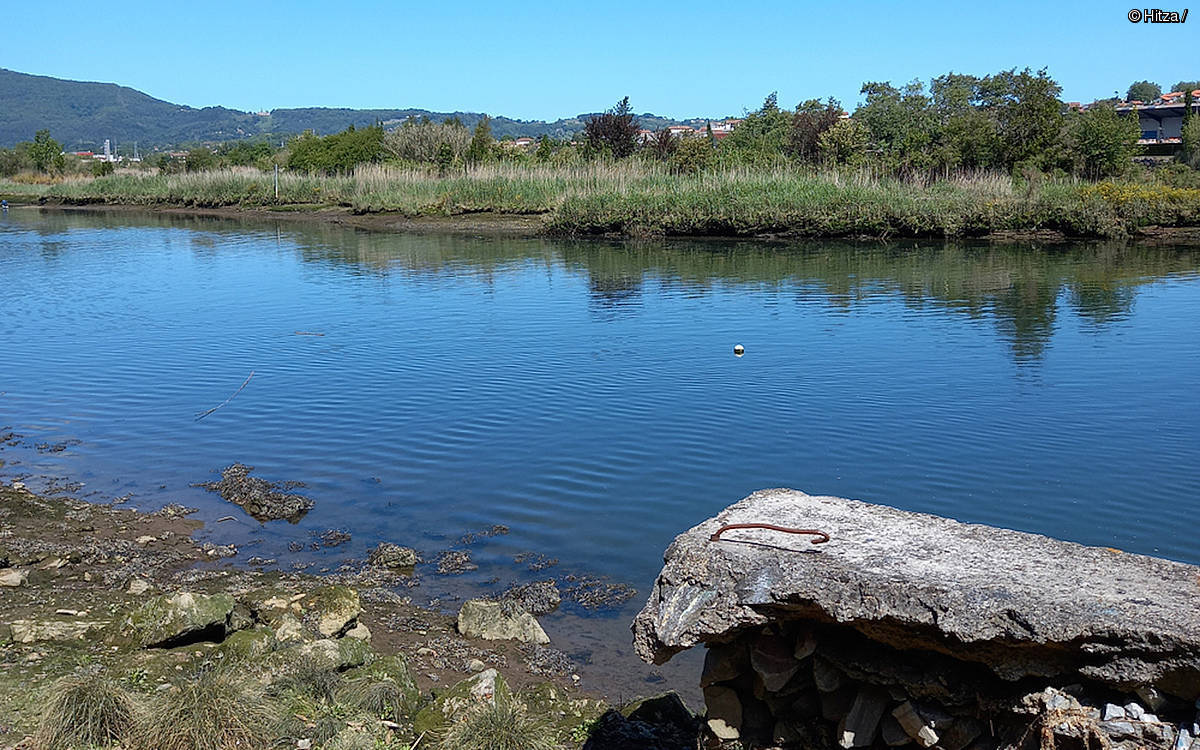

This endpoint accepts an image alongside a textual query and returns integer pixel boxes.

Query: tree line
[5,68,1199,182]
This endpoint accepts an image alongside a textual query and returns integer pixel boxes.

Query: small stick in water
[194,371,255,421]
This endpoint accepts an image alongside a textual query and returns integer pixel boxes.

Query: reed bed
[27,163,1200,238]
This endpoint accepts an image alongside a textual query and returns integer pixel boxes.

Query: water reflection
[6,209,1199,365]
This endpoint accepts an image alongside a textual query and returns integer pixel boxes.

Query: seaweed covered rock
[503,579,562,615]
[198,463,314,522]
[367,542,417,570]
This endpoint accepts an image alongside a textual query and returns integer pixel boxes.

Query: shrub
[669,137,713,174]
[384,121,471,164]
[36,671,138,750]
[289,125,387,175]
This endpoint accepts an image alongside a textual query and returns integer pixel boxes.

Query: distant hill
[0,68,721,151]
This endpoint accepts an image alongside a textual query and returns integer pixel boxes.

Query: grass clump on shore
[437,691,558,750]
[36,671,137,750]
[133,667,276,750]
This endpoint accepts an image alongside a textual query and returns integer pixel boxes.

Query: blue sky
[4,0,1196,119]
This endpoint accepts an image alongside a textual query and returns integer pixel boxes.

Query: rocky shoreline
[0,480,696,750]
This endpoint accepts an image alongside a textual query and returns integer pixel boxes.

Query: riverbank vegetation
[6,162,1198,239]
[4,67,1200,238]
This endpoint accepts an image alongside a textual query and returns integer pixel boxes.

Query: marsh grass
[36,671,138,750]
[269,654,344,704]
[133,667,276,750]
[437,691,558,750]
[339,676,416,724]
[22,161,1200,238]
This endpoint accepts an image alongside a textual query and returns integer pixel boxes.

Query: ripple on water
[2,210,1199,582]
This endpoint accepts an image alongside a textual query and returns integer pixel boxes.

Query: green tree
[669,136,713,174]
[1170,80,1200,95]
[1126,80,1161,102]
[853,80,936,171]
[287,124,386,174]
[466,116,494,164]
[185,147,216,172]
[929,73,1002,170]
[435,142,455,175]
[1066,104,1140,178]
[91,159,115,177]
[29,129,61,173]
[982,68,1064,169]
[0,148,24,177]
[534,135,554,162]
[220,141,274,167]
[818,118,868,166]
[1181,116,1200,168]
[720,92,794,166]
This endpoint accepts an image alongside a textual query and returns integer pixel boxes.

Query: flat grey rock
[633,489,1200,699]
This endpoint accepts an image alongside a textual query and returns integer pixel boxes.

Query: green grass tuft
[437,691,559,750]
[132,666,276,750]
[36,670,138,750]
[339,676,416,724]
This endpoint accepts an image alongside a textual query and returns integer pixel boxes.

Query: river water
[2,208,1199,694]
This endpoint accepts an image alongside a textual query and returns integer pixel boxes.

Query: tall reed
[27,162,1200,238]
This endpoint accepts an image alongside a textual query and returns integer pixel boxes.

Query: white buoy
[734,344,745,357]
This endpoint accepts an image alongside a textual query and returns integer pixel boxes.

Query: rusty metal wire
[709,523,830,545]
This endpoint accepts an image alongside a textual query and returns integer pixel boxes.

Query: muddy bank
[0,480,696,749]
[17,201,1200,244]
[25,201,550,237]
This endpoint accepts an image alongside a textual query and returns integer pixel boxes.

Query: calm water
[2,208,1200,689]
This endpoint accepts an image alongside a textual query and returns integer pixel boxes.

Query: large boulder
[457,599,549,644]
[120,591,235,648]
[633,489,1200,701]
[302,585,362,638]
[582,693,700,750]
